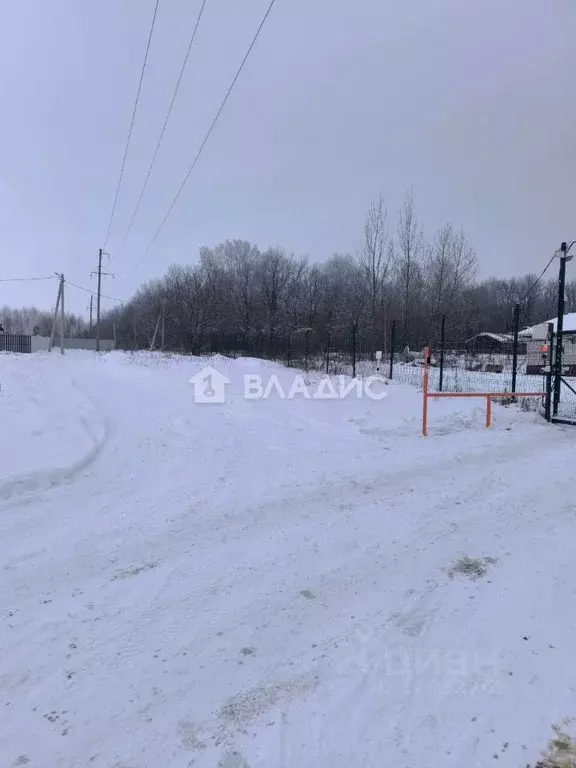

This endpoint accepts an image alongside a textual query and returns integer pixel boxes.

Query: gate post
[388,321,396,380]
[511,302,520,398]
[422,346,430,436]
[544,322,554,422]
[438,314,446,392]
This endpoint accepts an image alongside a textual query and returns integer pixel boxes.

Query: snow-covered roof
[466,332,513,344]
[523,313,576,336]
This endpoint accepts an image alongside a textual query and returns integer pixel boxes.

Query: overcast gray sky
[1,0,575,315]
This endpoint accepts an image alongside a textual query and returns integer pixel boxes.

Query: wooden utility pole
[89,294,93,333]
[91,248,113,352]
[150,301,167,351]
[96,248,102,352]
[49,274,65,353]
[150,308,161,351]
[60,274,65,354]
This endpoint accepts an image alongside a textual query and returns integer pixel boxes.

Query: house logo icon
[189,366,230,404]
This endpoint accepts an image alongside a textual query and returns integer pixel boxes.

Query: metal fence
[164,308,576,425]
[383,332,576,425]
[0,334,31,353]
[213,327,384,378]
[551,376,576,423]
[389,346,541,394]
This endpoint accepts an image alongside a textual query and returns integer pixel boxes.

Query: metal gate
[0,334,32,353]
[540,327,576,425]
[550,371,576,425]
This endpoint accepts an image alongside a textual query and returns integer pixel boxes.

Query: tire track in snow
[0,380,109,504]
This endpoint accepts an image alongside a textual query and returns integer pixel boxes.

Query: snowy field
[1,350,576,767]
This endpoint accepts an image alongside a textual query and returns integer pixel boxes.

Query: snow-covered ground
[1,350,575,768]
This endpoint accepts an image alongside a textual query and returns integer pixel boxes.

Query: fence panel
[390,344,546,397]
[0,334,31,353]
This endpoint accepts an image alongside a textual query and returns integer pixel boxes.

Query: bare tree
[449,228,477,303]
[425,223,477,343]
[426,223,453,316]
[223,240,259,348]
[299,264,323,367]
[325,254,367,376]
[358,192,394,326]
[396,188,424,347]
[258,247,295,354]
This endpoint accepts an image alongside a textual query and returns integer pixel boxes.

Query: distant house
[523,313,576,337]
[465,332,528,356]
[524,314,576,375]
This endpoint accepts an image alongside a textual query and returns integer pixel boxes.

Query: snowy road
[1,351,575,767]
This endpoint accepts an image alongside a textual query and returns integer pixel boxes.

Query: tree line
[99,190,566,363]
[0,305,86,338]
[1,190,570,365]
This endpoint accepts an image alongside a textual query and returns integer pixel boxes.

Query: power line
[521,253,557,302]
[0,276,55,283]
[103,0,162,250]
[114,0,209,259]
[125,0,278,279]
[65,279,124,304]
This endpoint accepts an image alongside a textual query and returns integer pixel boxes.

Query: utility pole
[96,248,102,352]
[49,274,65,353]
[89,294,93,333]
[150,307,162,351]
[553,241,575,416]
[91,248,113,352]
[60,274,65,354]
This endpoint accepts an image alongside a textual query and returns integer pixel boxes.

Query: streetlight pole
[553,241,575,416]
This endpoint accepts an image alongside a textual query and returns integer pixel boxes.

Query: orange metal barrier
[421,347,545,436]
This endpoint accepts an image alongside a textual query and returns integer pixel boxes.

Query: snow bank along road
[1,351,575,768]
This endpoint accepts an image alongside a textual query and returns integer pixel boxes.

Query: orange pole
[485,395,492,428]
[422,347,430,436]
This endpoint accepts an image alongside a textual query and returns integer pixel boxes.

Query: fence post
[511,302,520,398]
[545,322,554,421]
[553,248,569,416]
[438,314,446,392]
[422,346,430,436]
[351,323,357,378]
[388,320,396,380]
